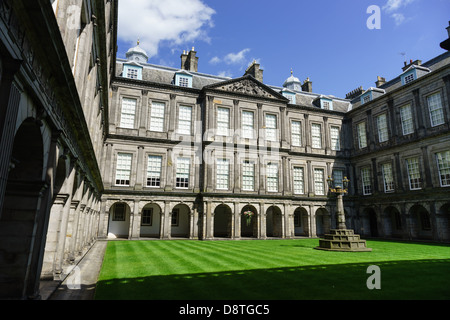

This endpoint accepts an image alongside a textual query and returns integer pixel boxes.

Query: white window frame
[291,120,302,147]
[404,73,415,84]
[242,160,255,191]
[376,113,389,143]
[120,97,137,129]
[311,123,322,149]
[175,157,190,189]
[427,92,445,127]
[406,157,422,190]
[217,107,230,136]
[241,110,254,139]
[293,166,304,195]
[147,155,162,187]
[330,126,341,151]
[178,76,190,87]
[361,167,372,195]
[177,105,192,135]
[436,151,450,187]
[381,163,395,193]
[266,162,279,192]
[314,168,325,196]
[149,101,165,132]
[400,104,414,135]
[127,67,139,79]
[357,122,367,149]
[265,114,277,142]
[115,153,132,186]
[216,159,230,190]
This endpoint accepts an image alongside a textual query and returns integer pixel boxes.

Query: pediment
[205,75,287,101]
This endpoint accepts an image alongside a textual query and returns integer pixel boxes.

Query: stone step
[323,234,361,241]
[316,238,372,252]
[329,229,354,236]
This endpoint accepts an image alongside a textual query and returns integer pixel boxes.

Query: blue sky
[117,0,450,98]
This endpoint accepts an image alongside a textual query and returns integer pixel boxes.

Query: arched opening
[438,203,450,241]
[140,203,162,238]
[384,206,402,238]
[409,205,432,240]
[214,204,232,238]
[315,208,329,236]
[171,204,190,238]
[0,118,45,299]
[107,202,131,239]
[362,208,378,237]
[266,206,282,237]
[294,207,309,236]
[241,205,258,238]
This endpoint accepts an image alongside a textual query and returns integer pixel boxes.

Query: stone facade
[0,0,449,300]
[103,33,450,243]
[0,0,116,299]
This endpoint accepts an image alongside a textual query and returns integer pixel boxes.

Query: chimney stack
[440,21,450,51]
[375,76,386,87]
[301,78,312,93]
[244,60,264,82]
[181,47,199,72]
[402,59,422,72]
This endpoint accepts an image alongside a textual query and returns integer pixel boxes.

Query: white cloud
[382,0,415,13]
[224,48,251,64]
[382,0,416,26]
[209,49,251,66]
[118,0,215,58]
[391,13,406,26]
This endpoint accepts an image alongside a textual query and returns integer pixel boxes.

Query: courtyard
[94,239,450,300]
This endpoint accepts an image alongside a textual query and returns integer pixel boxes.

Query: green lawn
[94,239,450,300]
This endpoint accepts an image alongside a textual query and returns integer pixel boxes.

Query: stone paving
[40,240,108,300]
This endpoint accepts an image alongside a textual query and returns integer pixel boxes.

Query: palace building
[0,0,449,299]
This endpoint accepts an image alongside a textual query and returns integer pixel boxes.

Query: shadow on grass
[95,258,450,300]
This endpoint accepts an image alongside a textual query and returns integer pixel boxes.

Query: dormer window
[127,68,138,79]
[281,89,296,104]
[175,71,193,88]
[320,98,333,110]
[123,64,142,80]
[404,73,415,84]
[178,76,189,87]
[363,94,371,104]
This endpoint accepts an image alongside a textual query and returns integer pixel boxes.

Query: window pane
[311,123,322,149]
[400,104,414,135]
[357,122,367,149]
[178,106,192,135]
[266,163,278,192]
[216,159,230,190]
[382,163,395,192]
[330,126,340,151]
[217,107,230,136]
[314,168,324,195]
[377,114,388,142]
[265,114,277,141]
[242,161,255,191]
[242,111,254,139]
[120,98,136,129]
[427,93,444,127]
[361,167,372,195]
[333,170,344,189]
[150,102,165,132]
[147,155,162,187]
[436,151,450,187]
[291,121,301,147]
[293,167,304,194]
[176,157,190,188]
[116,153,132,185]
[406,157,421,190]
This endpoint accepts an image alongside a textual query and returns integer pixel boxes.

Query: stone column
[161,201,171,239]
[165,148,173,191]
[129,200,141,240]
[234,202,241,239]
[205,201,213,239]
[134,146,144,190]
[259,202,265,239]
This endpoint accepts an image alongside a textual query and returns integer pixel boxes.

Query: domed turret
[125,40,148,64]
[283,69,302,91]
